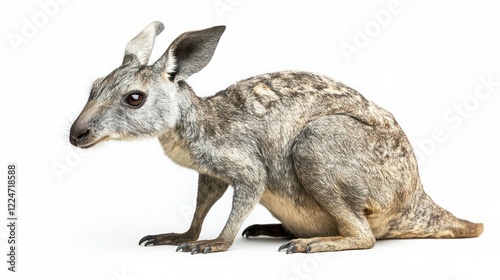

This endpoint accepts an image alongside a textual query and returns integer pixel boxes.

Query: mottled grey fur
[70,22,483,254]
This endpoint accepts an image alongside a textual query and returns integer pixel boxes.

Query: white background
[1,0,499,279]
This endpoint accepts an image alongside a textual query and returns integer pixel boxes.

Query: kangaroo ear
[123,21,164,66]
[153,25,226,82]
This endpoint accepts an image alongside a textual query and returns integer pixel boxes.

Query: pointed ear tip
[213,25,226,35]
[149,20,165,36]
[151,21,165,34]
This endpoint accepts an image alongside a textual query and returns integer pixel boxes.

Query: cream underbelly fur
[259,188,397,239]
[259,189,339,238]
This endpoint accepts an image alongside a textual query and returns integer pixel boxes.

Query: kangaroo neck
[158,81,214,172]
[175,80,206,138]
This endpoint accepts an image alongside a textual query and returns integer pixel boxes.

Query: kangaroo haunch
[70,21,483,254]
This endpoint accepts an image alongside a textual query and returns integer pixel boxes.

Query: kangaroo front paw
[138,232,197,246]
[176,239,231,254]
[278,240,312,254]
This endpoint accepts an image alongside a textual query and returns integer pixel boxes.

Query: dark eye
[125,91,146,107]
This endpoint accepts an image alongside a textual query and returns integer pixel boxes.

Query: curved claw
[203,246,212,254]
[144,239,156,246]
[286,245,296,254]
[305,245,312,254]
[139,235,153,246]
[242,228,249,238]
[191,246,200,255]
[278,241,293,252]
[176,243,188,252]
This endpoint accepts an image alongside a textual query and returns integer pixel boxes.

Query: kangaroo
[69,21,483,254]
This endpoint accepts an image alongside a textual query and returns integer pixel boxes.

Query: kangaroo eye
[125,91,146,107]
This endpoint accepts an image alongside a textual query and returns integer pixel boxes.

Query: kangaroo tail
[382,192,483,239]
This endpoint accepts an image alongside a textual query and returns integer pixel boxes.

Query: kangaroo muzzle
[69,104,99,148]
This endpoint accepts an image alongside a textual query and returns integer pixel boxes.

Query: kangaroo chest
[158,132,198,169]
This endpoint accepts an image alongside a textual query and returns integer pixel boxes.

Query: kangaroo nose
[69,123,91,146]
[69,126,90,146]
[69,104,98,147]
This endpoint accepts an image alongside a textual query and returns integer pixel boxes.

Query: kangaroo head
[69,21,225,148]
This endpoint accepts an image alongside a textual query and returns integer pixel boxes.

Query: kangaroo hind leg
[284,115,377,253]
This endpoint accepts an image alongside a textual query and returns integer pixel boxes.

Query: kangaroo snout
[69,105,99,148]
[69,124,91,147]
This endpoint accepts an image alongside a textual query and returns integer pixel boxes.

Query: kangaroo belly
[259,189,338,238]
